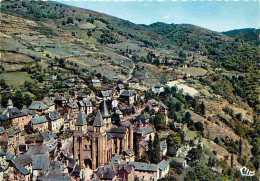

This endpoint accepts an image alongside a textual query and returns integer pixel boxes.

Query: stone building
[73,101,133,170]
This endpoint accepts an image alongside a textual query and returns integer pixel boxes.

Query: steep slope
[223,28,260,45]
[1,0,258,73]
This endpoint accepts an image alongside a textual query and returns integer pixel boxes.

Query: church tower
[92,110,107,169]
[101,100,111,130]
[7,99,13,109]
[75,111,87,133]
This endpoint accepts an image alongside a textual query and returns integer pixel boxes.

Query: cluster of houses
[0,79,170,181]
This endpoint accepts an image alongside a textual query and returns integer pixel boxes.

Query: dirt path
[124,61,135,83]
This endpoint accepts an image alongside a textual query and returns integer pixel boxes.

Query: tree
[23,94,33,107]
[187,148,202,162]
[13,91,24,109]
[167,133,181,157]
[67,17,74,24]
[194,122,204,132]
[160,76,168,85]
[200,102,206,116]
[152,112,166,131]
[152,133,161,164]
[147,135,153,162]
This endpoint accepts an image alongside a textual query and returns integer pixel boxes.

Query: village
[0,74,208,181]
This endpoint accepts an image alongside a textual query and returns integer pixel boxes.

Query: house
[83,98,93,115]
[92,79,101,87]
[134,121,154,141]
[160,140,167,156]
[46,111,63,133]
[29,101,48,115]
[120,90,137,105]
[42,97,55,112]
[122,149,135,162]
[127,162,159,180]
[129,79,139,88]
[170,157,187,168]
[147,99,168,125]
[117,165,135,181]
[30,116,48,132]
[101,91,110,100]
[158,160,169,178]
[3,101,32,130]
[116,84,125,94]
[54,96,67,107]
[152,84,164,94]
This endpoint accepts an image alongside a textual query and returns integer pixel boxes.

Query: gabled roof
[31,116,47,125]
[47,111,61,121]
[93,110,105,127]
[158,160,169,171]
[29,101,48,110]
[42,97,55,106]
[120,90,136,97]
[7,99,13,106]
[67,102,78,109]
[134,125,154,136]
[101,91,110,97]
[127,162,158,172]
[55,96,67,101]
[0,114,8,122]
[75,111,87,126]
[154,83,162,88]
[101,100,111,118]
[0,127,5,135]
[8,107,27,119]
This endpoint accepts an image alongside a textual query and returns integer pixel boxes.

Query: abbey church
[73,100,133,169]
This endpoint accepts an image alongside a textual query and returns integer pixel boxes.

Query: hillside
[223,28,260,46]
[0,1,260,180]
[1,0,259,73]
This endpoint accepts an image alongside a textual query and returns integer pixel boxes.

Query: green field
[0,72,31,87]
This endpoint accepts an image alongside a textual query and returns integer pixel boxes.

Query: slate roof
[0,114,8,122]
[55,96,67,101]
[117,84,124,90]
[96,166,116,180]
[67,102,78,109]
[42,97,55,106]
[139,114,150,121]
[93,110,105,127]
[101,91,110,97]
[107,133,113,141]
[5,153,14,161]
[37,170,71,181]
[101,100,111,118]
[7,99,13,106]
[120,90,136,97]
[109,127,127,134]
[134,125,154,136]
[127,162,158,172]
[0,127,5,135]
[83,98,92,106]
[12,160,30,175]
[75,111,87,126]
[29,101,48,110]
[32,154,50,171]
[47,111,61,121]
[78,100,85,107]
[43,138,58,152]
[8,107,27,119]
[158,160,169,171]
[31,116,47,125]
[109,133,125,139]
[154,84,162,88]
